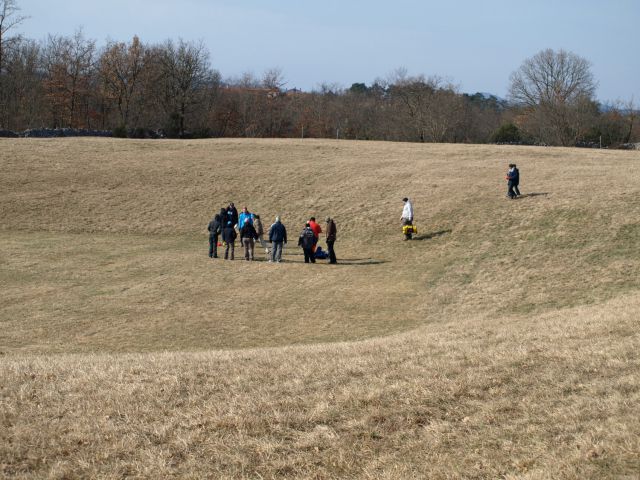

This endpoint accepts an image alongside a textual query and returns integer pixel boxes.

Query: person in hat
[325,216,337,264]
[401,197,414,240]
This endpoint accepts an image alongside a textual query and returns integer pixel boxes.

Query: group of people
[207,202,338,264]
[208,165,521,259]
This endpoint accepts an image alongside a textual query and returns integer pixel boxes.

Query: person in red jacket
[308,217,322,252]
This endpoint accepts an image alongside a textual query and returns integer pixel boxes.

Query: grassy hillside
[1,138,639,478]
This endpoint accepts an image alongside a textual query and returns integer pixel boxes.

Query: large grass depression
[2,138,639,354]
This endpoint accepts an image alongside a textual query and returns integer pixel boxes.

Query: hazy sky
[14,0,640,103]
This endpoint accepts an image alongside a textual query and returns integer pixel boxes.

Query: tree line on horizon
[0,1,637,146]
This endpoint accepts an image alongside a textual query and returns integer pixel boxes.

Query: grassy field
[1,138,639,478]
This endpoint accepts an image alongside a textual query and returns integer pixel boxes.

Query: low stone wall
[620,143,640,150]
[0,128,112,138]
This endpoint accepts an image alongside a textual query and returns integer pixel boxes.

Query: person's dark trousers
[514,182,521,196]
[209,234,218,258]
[507,182,517,198]
[224,241,234,260]
[303,248,315,263]
[327,240,337,264]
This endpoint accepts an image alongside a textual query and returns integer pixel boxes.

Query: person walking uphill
[240,218,258,261]
[401,197,414,240]
[222,221,237,260]
[268,216,287,263]
[207,213,222,258]
[298,223,316,263]
[325,217,337,264]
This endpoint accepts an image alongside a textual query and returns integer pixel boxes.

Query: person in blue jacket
[238,206,254,230]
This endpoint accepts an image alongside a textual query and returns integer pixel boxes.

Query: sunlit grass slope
[1,138,639,354]
[1,138,639,478]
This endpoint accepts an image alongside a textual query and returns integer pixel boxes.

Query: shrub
[490,123,521,143]
[112,125,128,138]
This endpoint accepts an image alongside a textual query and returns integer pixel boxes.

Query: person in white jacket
[401,197,414,240]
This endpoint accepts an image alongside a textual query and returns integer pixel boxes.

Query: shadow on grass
[412,229,452,241]
[517,192,549,199]
[237,254,385,265]
[334,258,386,266]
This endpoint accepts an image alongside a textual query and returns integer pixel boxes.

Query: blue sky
[15,0,640,103]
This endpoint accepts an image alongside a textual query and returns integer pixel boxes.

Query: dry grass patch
[1,139,640,353]
[1,138,640,478]
[1,293,638,478]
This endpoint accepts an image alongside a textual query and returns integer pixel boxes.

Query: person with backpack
[325,216,337,264]
[207,213,222,258]
[239,218,258,261]
[222,220,237,260]
[298,223,316,263]
[268,216,287,263]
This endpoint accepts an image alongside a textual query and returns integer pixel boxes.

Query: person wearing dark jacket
[240,218,258,261]
[226,202,239,228]
[207,214,222,258]
[268,216,287,263]
[298,223,316,263]
[513,165,521,196]
[222,221,237,260]
[506,164,520,199]
[219,207,228,225]
[325,217,337,264]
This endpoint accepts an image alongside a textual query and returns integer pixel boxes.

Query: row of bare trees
[0,1,637,145]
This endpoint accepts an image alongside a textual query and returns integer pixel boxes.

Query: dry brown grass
[1,138,639,478]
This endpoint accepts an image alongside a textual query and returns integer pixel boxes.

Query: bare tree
[99,36,145,128]
[0,37,42,129]
[0,0,27,73]
[0,0,29,127]
[42,30,96,128]
[388,73,463,142]
[262,67,286,91]
[622,97,637,144]
[156,39,211,137]
[509,49,598,145]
